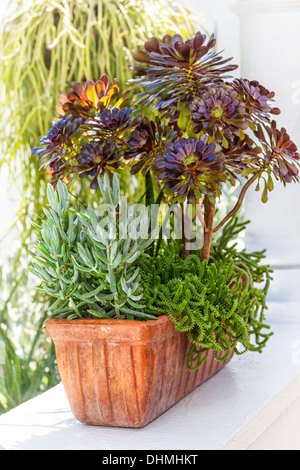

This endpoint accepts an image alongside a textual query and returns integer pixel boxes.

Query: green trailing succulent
[210,216,273,294]
[29,174,157,320]
[138,221,273,370]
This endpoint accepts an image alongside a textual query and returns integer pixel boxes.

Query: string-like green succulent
[29,174,157,320]
[138,228,273,370]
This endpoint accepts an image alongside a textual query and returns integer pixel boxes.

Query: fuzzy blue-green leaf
[111,253,123,269]
[112,173,120,206]
[47,183,59,213]
[79,285,104,299]
[87,309,107,319]
[119,306,156,319]
[77,243,94,268]
[95,293,114,301]
[57,180,69,213]
[127,298,146,309]
[71,255,93,273]
[108,267,116,292]
[69,298,82,317]
[126,268,140,284]
[86,206,98,230]
[125,251,143,264]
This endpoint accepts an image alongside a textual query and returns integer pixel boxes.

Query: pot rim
[45,314,169,328]
[45,314,174,342]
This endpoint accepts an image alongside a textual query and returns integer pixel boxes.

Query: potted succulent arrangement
[29,31,300,428]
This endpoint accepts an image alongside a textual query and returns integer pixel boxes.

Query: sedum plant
[30,175,157,320]
[139,219,273,370]
[0,263,59,414]
[29,28,300,368]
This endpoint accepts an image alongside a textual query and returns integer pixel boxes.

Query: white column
[232,0,300,300]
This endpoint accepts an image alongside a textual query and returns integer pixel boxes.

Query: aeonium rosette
[56,74,121,119]
[155,136,225,202]
[84,108,135,136]
[233,79,280,123]
[75,139,121,189]
[32,115,84,185]
[189,85,250,142]
[32,75,143,188]
[256,120,300,186]
[124,117,177,176]
[32,30,300,263]
[131,32,237,110]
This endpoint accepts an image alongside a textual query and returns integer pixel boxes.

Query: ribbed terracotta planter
[46,315,234,428]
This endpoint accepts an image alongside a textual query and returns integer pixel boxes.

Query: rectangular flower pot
[46,315,234,428]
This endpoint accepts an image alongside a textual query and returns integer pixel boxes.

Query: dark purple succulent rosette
[32,115,82,165]
[124,117,177,176]
[155,136,225,202]
[132,31,236,78]
[32,115,83,185]
[233,79,280,123]
[124,118,157,175]
[222,135,262,182]
[131,31,238,110]
[75,139,121,189]
[256,121,300,184]
[189,86,250,140]
[84,108,135,136]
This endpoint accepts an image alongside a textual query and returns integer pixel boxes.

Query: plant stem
[145,171,155,207]
[212,172,261,234]
[181,202,190,260]
[200,196,215,263]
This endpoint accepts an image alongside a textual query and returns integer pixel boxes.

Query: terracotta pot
[46,315,234,428]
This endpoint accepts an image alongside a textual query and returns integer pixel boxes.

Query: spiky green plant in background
[0,0,199,243]
[0,264,59,414]
[0,0,200,414]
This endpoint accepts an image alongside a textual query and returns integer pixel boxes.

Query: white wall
[185,0,300,300]
[184,0,241,71]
